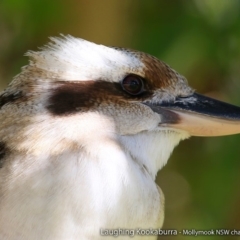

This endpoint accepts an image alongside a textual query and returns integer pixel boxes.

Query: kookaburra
[0,35,240,240]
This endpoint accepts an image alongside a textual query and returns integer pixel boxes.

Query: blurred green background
[0,0,240,239]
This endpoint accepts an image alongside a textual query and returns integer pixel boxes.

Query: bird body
[0,36,240,239]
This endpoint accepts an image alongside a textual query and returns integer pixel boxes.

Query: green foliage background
[0,1,240,239]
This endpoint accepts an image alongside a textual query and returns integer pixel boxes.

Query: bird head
[1,35,240,177]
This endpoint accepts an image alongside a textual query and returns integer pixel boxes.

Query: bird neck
[119,129,188,179]
[0,137,163,239]
[0,110,188,238]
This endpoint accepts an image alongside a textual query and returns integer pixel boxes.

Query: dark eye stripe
[47,80,153,116]
[0,92,23,109]
[0,142,7,168]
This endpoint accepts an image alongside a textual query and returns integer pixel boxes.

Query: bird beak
[145,93,240,137]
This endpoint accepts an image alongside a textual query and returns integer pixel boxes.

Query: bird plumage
[0,35,239,239]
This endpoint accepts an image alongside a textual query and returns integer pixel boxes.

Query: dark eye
[121,75,144,95]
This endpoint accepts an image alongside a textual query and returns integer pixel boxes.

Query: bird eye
[121,75,144,95]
